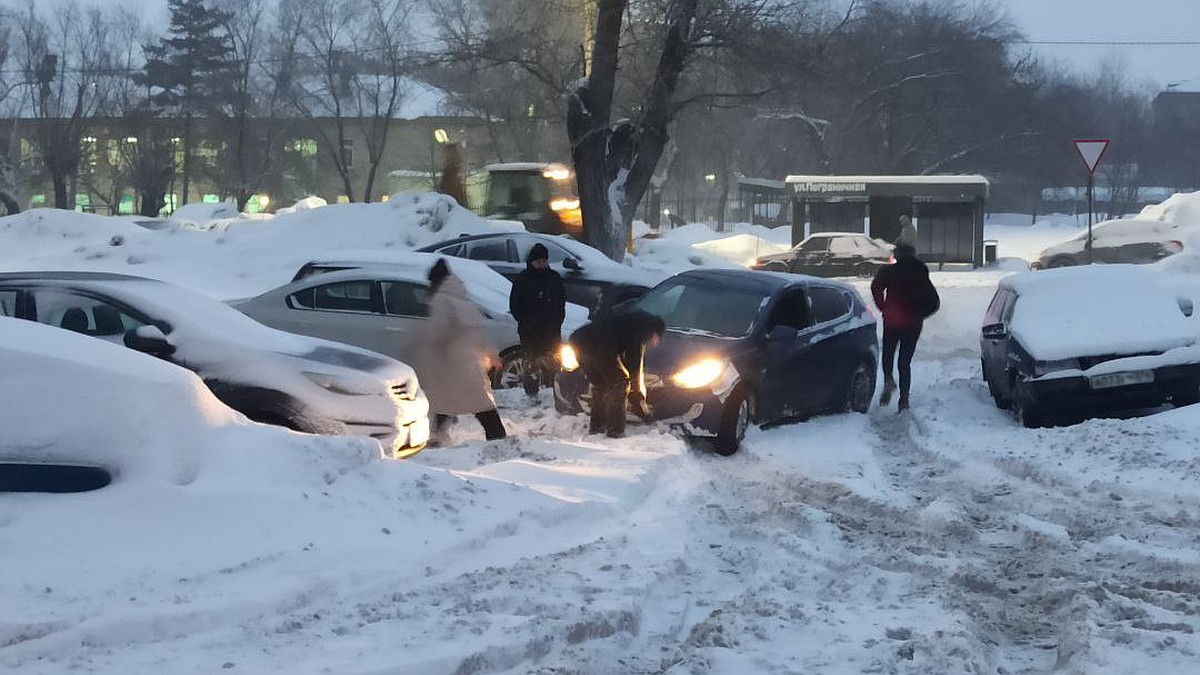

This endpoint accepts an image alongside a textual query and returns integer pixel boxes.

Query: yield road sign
[1074,139,1110,175]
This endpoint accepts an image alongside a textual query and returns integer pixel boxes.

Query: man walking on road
[509,243,566,399]
[871,243,939,412]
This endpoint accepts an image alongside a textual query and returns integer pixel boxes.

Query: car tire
[715,386,755,456]
[491,348,524,389]
[1048,256,1076,269]
[846,362,875,413]
[855,262,877,279]
[1011,380,1045,428]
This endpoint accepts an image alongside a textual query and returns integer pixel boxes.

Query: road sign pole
[1073,139,1110,266]
[1087,173,1094,264]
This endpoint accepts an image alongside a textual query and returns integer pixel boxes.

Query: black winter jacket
[509,264,566,351]
[870,255,940,330]
[569,310,664,386]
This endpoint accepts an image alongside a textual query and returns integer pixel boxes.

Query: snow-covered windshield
[634,277,769,337]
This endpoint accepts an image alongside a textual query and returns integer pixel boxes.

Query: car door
[804,285,859,407]
[283,279,398,358]
[824,237,862,277]
[759,288,830,420]
[790,237,831,275]
[464,237,521,277]
[980,288,1017,395]
[379,280,431,362]
[26,286,151,348]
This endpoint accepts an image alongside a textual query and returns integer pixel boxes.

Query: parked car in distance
[555,269,879,454]
[414,232,659,317]
[1029,218,1184,269]
[238,258,538,388]
[0,272,430,457]
[980,264,1200,428]
[750,232,894,278]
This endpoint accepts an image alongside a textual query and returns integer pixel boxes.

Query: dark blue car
[554,269,879,454]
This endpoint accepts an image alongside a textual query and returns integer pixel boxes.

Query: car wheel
[491,349,524,389]
[855,262,876,279]
[846,362,875,413]
[715,386,755,456]
[983,360,1010,410]
[1048,256,1076,269]
[1011,380,1044,428]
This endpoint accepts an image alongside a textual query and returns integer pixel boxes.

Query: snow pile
[273,195,327,216]
[0,195,517,300]
[167,199,241,230]
[630,221,790,274]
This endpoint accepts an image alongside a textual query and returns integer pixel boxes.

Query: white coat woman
[417,258,507,442]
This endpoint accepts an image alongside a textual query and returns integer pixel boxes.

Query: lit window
[336,195,350,204]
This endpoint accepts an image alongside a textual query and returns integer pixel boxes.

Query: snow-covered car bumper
[554,370,726,436]
[1028,360,1200,412]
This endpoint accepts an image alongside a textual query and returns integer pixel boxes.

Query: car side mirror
[1178,297,1194,318]
[766,325,799,342]
[981,323,1007,340]
[124,324,175,356]
[562,257,582,271]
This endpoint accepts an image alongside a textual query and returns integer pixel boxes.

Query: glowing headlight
[302,371,374,396]
[671,358,726,389]
[549,197,581,212]
[560,344,580,372]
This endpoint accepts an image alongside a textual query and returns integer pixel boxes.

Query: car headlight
[1033,358,1079,376]
[560,344,579,372]
[302,371,376,396]
[671,358,727,389]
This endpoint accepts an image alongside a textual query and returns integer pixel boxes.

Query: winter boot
[897,394,909,413]
[880,379,897,406]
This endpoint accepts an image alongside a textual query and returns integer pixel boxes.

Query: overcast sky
[998,0,1200,90]
[126,0,1200,91]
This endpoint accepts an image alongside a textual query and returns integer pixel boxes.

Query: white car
[245,252,586,387]
[1031,218,1184,269]
[0,272,429,457]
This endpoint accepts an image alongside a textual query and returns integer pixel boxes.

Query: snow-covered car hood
[1004,265,1199,361]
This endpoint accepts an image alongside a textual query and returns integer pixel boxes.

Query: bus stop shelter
[785,175,989,266]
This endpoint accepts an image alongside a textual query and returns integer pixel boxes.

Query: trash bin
[983,240,998,265]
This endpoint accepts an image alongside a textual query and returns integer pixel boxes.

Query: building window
[287,138,318,157]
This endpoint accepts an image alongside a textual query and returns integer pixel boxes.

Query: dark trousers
[882,324,922,398]
[584,359,629,437]
[433,410,507,441]
[521,345,558,397]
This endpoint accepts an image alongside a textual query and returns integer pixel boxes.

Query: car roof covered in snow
[669,268,856,294]
[1000,265,1198,359]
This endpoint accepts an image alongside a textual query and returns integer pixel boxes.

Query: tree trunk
[569,0,697,261]
[140,187,166,217]
[53,171,69,210]
[181,114,193,205]
[0,191,21,215]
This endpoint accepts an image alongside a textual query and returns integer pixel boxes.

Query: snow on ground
[4,195,1200,673]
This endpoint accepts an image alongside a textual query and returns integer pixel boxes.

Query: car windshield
[634,277,769,337]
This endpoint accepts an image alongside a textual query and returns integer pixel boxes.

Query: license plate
[1088,370,1154,389]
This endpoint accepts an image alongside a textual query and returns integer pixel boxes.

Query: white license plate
[1088,370,1154,389]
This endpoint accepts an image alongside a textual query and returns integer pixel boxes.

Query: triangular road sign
[1074,139,1110,175]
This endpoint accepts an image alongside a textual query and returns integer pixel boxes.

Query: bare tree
[0,5,22,213]
[16,0,116,209]
[284,0,416,202]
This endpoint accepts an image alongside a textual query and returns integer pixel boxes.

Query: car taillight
[1167,240,1184,254]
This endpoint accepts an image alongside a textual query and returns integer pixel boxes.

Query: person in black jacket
[509,243,567,398]
[569,310,665,438]
[870,243,940,412]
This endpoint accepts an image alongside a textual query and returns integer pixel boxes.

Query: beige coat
[416,275,498,415]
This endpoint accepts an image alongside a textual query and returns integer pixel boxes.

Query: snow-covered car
[555,269,879,454]
[750,232,894,278]
[980,265,1200,427]
[414,232,660,317]
[1029,218,1184,269]
[0,272,429,457]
